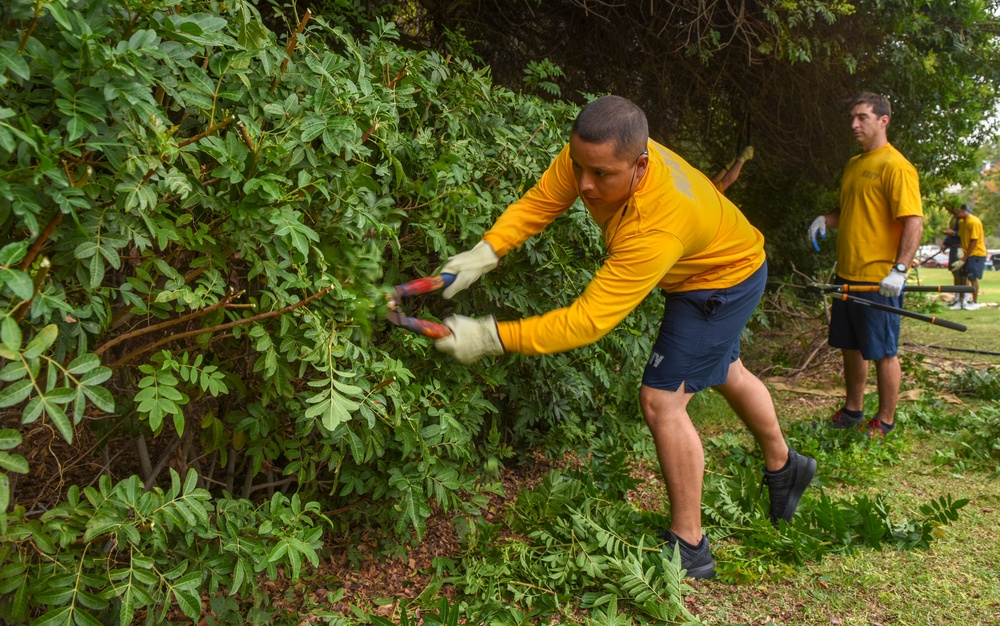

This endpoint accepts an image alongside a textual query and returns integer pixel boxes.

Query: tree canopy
[364,0,1000,264]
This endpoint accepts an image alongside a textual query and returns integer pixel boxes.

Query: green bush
[946,366,1000,401]
[0,0,659,621]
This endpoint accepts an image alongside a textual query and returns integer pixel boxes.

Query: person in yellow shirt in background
[806,92,924,437]
[711,144,754,193]
[433,95,816,579]
[940,201,966,293]
[951,204,987,310]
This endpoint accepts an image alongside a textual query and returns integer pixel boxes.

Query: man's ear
[635,150,650,178]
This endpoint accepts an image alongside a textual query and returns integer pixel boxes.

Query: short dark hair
[850,92,892,119]
[571,95,648,160]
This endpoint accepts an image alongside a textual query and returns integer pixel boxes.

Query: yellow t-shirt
[481,139,765,356]
[960,214,988,257]
[836,143,922,282]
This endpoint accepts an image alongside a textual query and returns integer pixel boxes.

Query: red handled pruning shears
[385,274,456,339]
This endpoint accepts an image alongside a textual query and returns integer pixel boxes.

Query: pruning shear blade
[385,273,456,339]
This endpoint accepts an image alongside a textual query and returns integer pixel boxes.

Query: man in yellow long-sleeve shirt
[433,95,815,579]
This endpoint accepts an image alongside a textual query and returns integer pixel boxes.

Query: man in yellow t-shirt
[806,92,923,437]
[954,205,987,310]
[433,96,815,579]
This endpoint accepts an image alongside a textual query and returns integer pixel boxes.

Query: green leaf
[80,366,112,386]
[32,605,72,626]
[46,386,77,405]
[0,360,26,382]
[82,385,115,412]
[82,516,122,543]
[0,452,28,474]
[0,428,21,450]
[72,608,104,626]
[88,253,105,289]
[44,399,74,443]
[1,316,21,350]
[173,588,202,620]
[0,379,33,408]
[45,2,75,32]
[23,395,43,423]
[306,390,356,432]
[23,324,58,359]
[119,586,136,626]
[0,268,34,300]
[66,353,101,374]
[0,240,28,266]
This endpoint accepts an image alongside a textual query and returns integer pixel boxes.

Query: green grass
[903,267,1000,357]
[676,283,1000,625]
[682,389,1000,625]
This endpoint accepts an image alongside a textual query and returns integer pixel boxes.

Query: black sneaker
[829,408,864,429]
[661,530,716,579]
[862,418,895,437]
[762,449,817,526]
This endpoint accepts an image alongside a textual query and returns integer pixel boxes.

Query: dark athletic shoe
[661,530,716,579]
[763,449,817,526]
[862,418,895,437]
[829,408,865,429]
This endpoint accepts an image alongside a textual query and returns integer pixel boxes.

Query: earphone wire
[606,149,647,247]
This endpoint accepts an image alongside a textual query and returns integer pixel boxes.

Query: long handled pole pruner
[807,284,974,295]
[805,284,968,332]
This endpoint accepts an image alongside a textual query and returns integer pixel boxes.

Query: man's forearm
[896,216,923,266]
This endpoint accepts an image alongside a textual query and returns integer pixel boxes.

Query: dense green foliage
[0,0,658,622]
[0,0,992,624]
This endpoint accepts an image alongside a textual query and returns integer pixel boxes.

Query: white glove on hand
[951,259,965,272]
[434,315,505,364]
[439,241,499,299]
[808,215,827,251]
[739,145,754,162]
[879,268,907,297]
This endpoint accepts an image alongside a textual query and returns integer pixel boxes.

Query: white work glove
[879,267,907,297]
[951,259,965,272]
[807,215,827,251]
[739,145,754,162]
[434,315,505,364]
[439,241,499,299]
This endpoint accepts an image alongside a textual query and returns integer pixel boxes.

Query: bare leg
[713,359,788,472]
[639,382,702,546]
[971,278,980,303]
[873,355,901,426]
[842,349,868,412]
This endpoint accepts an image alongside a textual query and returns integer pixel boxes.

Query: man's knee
[639,384,691,425]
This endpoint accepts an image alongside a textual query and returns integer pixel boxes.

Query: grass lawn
[905,267,1000,358]
[678,275,1000,625]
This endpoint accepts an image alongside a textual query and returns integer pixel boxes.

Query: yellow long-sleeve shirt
[482,139,766,356]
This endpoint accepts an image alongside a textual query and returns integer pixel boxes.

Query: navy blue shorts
[642,262,767,393]
[965,255,986,280]
[828,277,901,361]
